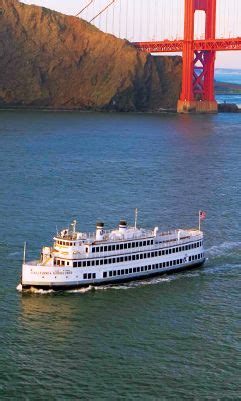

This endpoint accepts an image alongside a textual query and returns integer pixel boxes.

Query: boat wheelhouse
[21,217,205,290]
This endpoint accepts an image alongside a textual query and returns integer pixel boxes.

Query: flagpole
[198,210,201,232]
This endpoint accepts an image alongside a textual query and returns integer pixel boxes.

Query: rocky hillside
[0,0,182,111]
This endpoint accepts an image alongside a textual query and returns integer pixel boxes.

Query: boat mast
[134,208,138,230]
[23,242,27,264]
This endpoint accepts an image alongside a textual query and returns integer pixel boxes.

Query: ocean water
[215,68,241,106]
[0,110,241,399]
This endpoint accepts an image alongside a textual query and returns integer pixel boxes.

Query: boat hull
[21,260,205,291]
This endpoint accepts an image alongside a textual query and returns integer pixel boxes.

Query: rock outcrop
[0,0,182,111]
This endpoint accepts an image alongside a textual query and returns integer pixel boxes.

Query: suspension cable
[75,0,95,17]
[90,0,116,23]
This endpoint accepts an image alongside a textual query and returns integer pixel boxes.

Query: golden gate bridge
[75,0,241,113]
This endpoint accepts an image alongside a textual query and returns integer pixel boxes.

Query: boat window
[96,247,99,253]
[166,261,170,267]
[104,246,108,252]
[124,256,128,262]
[136,254,139,260]
[61,261,65,266]
[116,244,120,250]
[113,271,117,276]
[117,270,120,275]
[92,261,95,266]
[124,243,127,249]
[148,265,151,270]
[109,271,113,277]
[104,259,108,265]
[137,267,140,272]
[88,273,92,279]
[100,260,103,265]
[103,272,107,278]
[93,273,96,279]
[140,254,143,259]
[129,268,132,274]
[133,268,137,273]
[83,273,87,279]
[121,269,124,275]
[112,245,115,251]
[141,266,144,271]
[73,262,77,267]
[100,247,103,252]
[67,262,69,266]
[128,243,131,248]
[96,260,99,266]
[92,247,96,253]
[125,269,128,274]
[131,242,135,248]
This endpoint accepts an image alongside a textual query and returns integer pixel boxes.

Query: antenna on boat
[72,220,77,233]
[134,208,138,230]
[23,242,27,264]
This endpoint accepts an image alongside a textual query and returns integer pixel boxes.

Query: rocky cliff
[0,0,182,111]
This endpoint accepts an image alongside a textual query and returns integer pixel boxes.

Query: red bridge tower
[177,0,218,113]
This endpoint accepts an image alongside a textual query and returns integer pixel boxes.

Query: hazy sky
[21,0,241,68]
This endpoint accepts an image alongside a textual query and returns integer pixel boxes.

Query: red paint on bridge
[133,38,241,53]
[133,0,241,113]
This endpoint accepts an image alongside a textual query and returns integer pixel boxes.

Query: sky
[21,0,241,68]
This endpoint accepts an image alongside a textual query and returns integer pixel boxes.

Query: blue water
[1,110,241,399]
[215,68,241,106]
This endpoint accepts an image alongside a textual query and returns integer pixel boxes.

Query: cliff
[0,0,182,111]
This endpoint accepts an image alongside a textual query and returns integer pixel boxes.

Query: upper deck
[52,223,203,261]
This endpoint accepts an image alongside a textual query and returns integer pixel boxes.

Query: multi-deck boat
[21,216,205,291]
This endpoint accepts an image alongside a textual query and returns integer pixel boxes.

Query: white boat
[21,212,205,290]
[21,214,205,291]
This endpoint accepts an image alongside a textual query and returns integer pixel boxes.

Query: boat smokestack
[96,222,104,241]
[119,220,127,235]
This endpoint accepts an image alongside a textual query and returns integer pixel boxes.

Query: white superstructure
[21,218,205,290]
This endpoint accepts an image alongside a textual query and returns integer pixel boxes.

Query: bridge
[76,0,241,113]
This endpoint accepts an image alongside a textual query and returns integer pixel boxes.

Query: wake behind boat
[20,211,206,291]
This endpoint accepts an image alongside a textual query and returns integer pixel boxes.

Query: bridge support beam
[178,0,218,113]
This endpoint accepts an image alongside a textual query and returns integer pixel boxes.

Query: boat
[20,211,206,291]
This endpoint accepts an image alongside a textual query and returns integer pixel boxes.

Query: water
[215,68,241,107]
[1,110,241,399]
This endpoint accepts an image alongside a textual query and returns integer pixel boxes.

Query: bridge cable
[75,0,95,17]
[90,0,116,24]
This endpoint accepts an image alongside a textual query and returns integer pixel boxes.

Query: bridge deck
[133,38,241,53]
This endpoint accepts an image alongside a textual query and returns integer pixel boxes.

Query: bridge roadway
[133,38,241,53]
